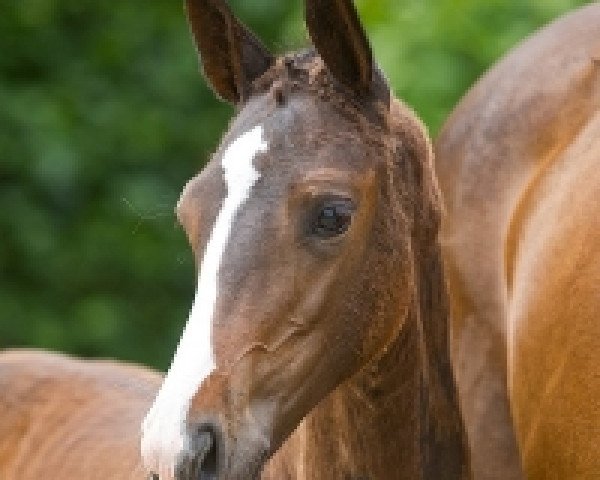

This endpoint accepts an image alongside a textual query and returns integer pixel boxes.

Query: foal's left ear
[305,0,374,95]
[185,0,274,104]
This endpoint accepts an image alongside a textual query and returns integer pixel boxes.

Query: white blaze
[141,126,268,478]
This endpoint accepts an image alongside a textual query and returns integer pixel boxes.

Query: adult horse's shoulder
[0,349,161,397]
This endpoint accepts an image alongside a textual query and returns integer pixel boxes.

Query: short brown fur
[436,4,600,479]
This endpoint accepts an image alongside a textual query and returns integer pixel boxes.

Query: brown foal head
[141,1,436,479]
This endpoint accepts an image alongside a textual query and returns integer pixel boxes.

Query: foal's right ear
[185,0,274,104]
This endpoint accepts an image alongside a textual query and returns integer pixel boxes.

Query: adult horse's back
[0,350,161,478]
[436,4,600,479]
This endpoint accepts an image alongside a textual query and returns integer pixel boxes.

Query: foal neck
[270,243,471,480]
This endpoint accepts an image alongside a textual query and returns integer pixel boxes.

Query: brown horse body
[436,4,600,479]
[0,350,159,479]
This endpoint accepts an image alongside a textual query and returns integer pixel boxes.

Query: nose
[175,424,220,480]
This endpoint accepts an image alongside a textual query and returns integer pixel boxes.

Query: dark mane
[251,48,390,125]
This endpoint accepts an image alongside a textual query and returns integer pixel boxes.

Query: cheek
[336,215,413,362]
[211,250,332,363]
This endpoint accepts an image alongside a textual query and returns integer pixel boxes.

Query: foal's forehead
[179,51,391,215]
[223,99,384,175]
[224,115,376,185]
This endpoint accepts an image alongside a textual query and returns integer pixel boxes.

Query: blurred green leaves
[0,0,588,369]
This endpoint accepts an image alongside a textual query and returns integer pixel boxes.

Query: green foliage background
[1,0,590,370]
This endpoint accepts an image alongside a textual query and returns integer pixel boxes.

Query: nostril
[175,424,220,480]
[194,426,218,478]
[175,423,221,480]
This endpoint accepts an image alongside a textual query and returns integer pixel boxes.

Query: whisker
[121,197,174,234]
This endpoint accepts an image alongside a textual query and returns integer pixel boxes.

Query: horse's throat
[286,247,470,480]
[303,317,425,479]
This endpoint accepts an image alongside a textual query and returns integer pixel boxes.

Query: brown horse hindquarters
[507,115,600,478]
[436,4,600,479]
[0,350,160,479]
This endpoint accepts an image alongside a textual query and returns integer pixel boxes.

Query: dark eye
[312,199,355,238]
